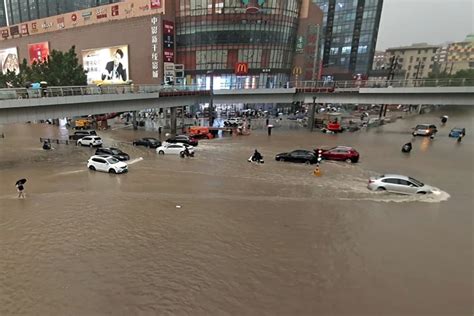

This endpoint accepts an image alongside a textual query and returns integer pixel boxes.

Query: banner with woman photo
[0,47,20,74]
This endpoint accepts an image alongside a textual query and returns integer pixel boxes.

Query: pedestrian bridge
[0,79,473,124]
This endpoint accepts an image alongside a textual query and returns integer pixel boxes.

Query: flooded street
[0,107,472,315]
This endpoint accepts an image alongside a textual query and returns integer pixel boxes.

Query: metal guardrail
[0,78,472,101]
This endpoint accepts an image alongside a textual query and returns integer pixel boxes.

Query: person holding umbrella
[15,179,26,198]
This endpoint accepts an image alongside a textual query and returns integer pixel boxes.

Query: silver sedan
[368,174,439,195]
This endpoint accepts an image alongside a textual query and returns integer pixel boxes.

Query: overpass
[0,78,473,125]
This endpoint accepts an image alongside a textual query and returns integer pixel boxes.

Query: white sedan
[156,143,195,155]
[87,155,128,174]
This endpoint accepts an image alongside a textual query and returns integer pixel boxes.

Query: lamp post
[207,69,214,127]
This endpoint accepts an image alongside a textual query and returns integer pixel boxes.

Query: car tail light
[368,179,374,184]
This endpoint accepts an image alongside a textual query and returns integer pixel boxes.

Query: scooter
[248,156,264,164]
[180,151,195,158]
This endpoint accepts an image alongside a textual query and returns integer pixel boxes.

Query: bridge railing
[0,78,472,101]
[288,78,474,89]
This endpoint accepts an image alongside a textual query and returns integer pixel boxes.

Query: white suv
[87,155,128,174]
[77,136,103,147]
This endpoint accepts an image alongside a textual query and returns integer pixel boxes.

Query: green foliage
[0,46,87,88]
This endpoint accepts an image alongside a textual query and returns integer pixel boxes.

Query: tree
[0,46,87,88]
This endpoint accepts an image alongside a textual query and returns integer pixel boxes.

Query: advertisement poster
[82,45,129,84]
[150,0,162,9]
[0,47,20,74]
[28,42,50,64]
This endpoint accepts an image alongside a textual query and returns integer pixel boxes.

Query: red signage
[28,42,50,64]
[151,0,162,9]
[71,13,77,22]
[1,29,9,39]
[20,24,29,35]
[235,62,249,75]
[164,49,174,63]
[112,5,119,16]
[163,20,174,35]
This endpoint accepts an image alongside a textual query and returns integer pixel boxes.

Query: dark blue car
[449,128,466,138]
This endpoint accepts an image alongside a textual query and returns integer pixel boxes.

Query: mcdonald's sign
[235,62,248,75]
[292,66,302,76]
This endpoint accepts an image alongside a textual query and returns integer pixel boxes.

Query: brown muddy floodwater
[0,107,473,315]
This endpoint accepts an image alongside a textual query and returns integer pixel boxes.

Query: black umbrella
[15,179,27,186]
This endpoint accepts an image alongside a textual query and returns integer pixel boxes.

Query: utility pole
[309,96,316,132]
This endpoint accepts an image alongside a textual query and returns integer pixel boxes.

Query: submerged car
[367,174,439,195]
[132,137,161,148]
[412,124,437,136]
[449,127,466,138]
[315,146,360,163]
[156,143,195,155]
[87,155,128,174]
[166,135,198,146]
[95,147,130,161]
[275,150,318,164]
[77,136,103,147]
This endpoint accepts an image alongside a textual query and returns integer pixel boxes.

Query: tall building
[175,0,323,88]
[314,0,383,79]
[445,36,473,74]
[385,43,440,79]
[371,50,385,70]
[0,0,123,27]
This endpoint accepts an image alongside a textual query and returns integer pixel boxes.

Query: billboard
[82,45,129,84]
[28,42,50,64]
[0,47,20,74]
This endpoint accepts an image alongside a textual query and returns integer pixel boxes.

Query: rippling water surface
[0,107,473,315]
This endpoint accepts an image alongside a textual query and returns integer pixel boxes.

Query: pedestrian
[158,126,162,135]
[15,179,26,199]
[267,124,273,136]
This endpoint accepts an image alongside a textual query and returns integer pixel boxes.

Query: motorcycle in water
[180,150,195,158]
[42,141,51,150]
[248,155,264,164]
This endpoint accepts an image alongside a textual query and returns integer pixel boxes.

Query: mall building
[0,0,324,88]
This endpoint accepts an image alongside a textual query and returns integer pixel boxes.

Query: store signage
[292,66,302,75]
[9,26,19,36]
[111,5,119,16]
[28,42,50,64]
[164,62,175,83]
[31,22,37,33]
[1,29,9,39]
[57,17,65,29]
[262,68,271,73]
[41,21,53,30]
[96,7,107,19]
[71,13,77,22]
[151,0,162,9]
[82,11,92,21]
[20,24,29,35]
[163,21,175,63]
[241,0,266,13]
[151,16,160,79]
[139,5,150,11]
[235,62,249,75]
[0,47,20,74]
[295,36,305,53]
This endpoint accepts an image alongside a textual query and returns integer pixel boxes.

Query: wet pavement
[0,106,473,315]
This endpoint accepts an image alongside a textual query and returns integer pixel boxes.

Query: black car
[95,147,130,161]
[166,135,198,146]
[275,150,318,164]
[132,138,161,148]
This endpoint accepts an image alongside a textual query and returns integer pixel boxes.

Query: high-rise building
[385,43,440,79]
[0,0,123,27]
[175,0,323,88]
[314,0,383,79]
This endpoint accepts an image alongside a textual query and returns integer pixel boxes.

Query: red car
[315,146,360,163]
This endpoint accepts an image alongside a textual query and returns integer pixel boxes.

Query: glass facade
[314,0,383,77]
[0,0,122,26]
[176,0,301,87]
